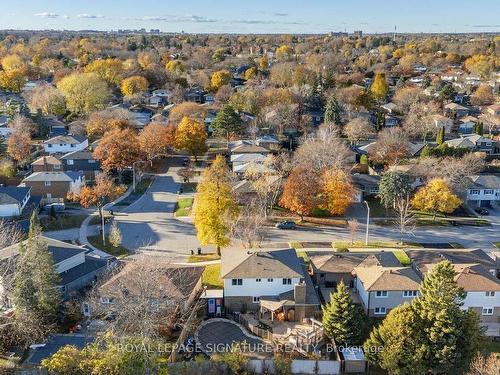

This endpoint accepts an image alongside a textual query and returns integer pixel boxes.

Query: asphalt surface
[111,157,498,263]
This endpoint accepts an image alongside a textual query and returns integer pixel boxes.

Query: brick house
[31,156,63,172]
[22,171,85,203]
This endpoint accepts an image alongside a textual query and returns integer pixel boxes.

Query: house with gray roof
[0,236,114,310]
[0,186,31,218]
[43,135,88,154]
[221,248,320,321]
[465,174,500,208]
[60,150,101,181]
[22,171,85,203]
[445,135,496,154]
[354,265,421,317]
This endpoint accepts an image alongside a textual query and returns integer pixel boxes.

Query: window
[375,291,388,298]
[67,160,74,165]
[267,278,273,282]
[59,144,64,147]
[283,278,292,285]
[403,290,418,297]
[48,144,53,148]
[319,273,325,278]
[470,189,480,195]
[486,291,495,297]
[100,297,114,305]
[71,144,76,148]
[88,159,96,164]
[482,308,494,316]
[256,278,261,282]
[44,181,51,186]
[484,189,494,195]
[253,297,260,303]
[374,307,387,315]
[231,279,242,286]
[53,164,61,169]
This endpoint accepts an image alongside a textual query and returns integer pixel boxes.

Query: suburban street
[108,158,499,263]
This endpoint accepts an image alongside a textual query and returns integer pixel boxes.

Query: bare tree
[394,194,415,245]
[230,200,267,248]
[347,219,359,244]
[343,117,375,144]
[88,258,203,339]
[403,101,440,142]
[467,353,499,375]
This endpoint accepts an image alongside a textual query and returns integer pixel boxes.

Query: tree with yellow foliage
[194,155,239,255]
[169,102,207,124]
[174,117,207,161]
[7,131,31,165]
[320,168,356,216]
[0,69,26,92]
[464,55,498,79]
[258,56,269,71]
[84,58,124,86]
[211,70,232,91]
[120,76,149,97]
[244,67,257,80]
[1,54,26,72]
[57,73,110,115]
[370,72,388,100]
[276,45,293,61]
[165,60,184,76]
[411,178,462,220]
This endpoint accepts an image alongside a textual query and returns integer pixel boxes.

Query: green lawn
[333,241,417,249]
[392,250,411,266]
[175,198,194,217]
[296,250,309,264]
[201,264,223,289]
[41,215,88,231]
[87,235,128,257]
[89,213,112,226]
[187,253,220,263]
[289,241,303,249]
[494,242,500,248]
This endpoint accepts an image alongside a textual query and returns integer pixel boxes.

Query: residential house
[233,162,274,176]
[0,186,31,218]
[354,265,421,317]
[387,164,425,188]
[230,143,271,157]
[22,171,85,203]
[381,102,397,114]
[486,104,500,117]
[0,236,113,309]
[444,103,470,119]
[233,175,281,204]
[185,88,206,104]
[31,155,63,172]
[60,151,101,181]
[221,248,320,321]
[446,135,496,154]
[384,114,400,128]
[431,114,453,134]
[307,251,401,289]
[406,249,500,325]
[96,262,203,316]
[352,174,381,203]
[43,135,88,154]
[465,175,500,208]
[230,153,268,170]
[255,135,281,151]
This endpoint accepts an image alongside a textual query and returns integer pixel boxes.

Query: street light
[363,200,370,246]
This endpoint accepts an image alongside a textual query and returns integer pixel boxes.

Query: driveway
[195,319,265,356]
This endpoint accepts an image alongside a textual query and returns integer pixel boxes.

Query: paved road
[112,157,499,262]
[114,157,214,262]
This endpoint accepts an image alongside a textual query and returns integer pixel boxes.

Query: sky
[0,0,499,34]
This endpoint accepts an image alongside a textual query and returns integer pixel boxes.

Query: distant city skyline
[1,0,499,34]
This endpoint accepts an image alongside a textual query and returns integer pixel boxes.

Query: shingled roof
[354,266,421,291]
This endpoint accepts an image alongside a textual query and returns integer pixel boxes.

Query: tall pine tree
[436,126,445,145]
[322,281,366,346]
[324,95,342,125]
[211,104,244,140]
[13,212,61,341]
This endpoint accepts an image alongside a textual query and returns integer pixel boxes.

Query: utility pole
[393,25,397,43]
[364,200,370,246]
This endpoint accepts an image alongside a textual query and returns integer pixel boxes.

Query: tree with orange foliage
[93,128,144,173]
[7,131,31,165]
[279,167,320,220]
[320,168,356,216]
[86,108,135,139]
[76,174,126,244]
[138,123,176,164]
[369,128,410,166]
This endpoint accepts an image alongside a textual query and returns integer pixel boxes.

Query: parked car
[182,157,190,166]
[275,220,297,230]
[474,207,489,216]
[43,203,65,212]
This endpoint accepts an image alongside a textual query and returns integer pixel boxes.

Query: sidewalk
[78,186,134,253]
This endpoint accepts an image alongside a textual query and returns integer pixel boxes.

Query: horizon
[1,0,499,34]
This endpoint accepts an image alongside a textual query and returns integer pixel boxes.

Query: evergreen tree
[436,126,445,145]
[378,171,412,209]
[359,154,368,165]
[323,281,366,346]
[324,95,342,125]
[211,104,244,140]
[13,212,61,338]
[412,260,482,374]
[475,122,484,136]
[419,144,433,158]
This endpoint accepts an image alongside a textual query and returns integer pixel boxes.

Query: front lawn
[392,250,411,266]
[187,253,220,263]
[494,242,500,248]
[132,177,152,196]
[333,241,417,249]
[201,264,223,289]
[41,215,88,231]
[175,198,194,217]
[87,235,128,257]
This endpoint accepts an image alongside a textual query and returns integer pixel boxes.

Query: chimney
[294,283,306,304]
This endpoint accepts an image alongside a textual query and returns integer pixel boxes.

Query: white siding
[355,278,369,310]
[467,189,499,202]
[44,139,88,154]
[223,277,301,297]
[0,203,21,218]
[462,291,500,311]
